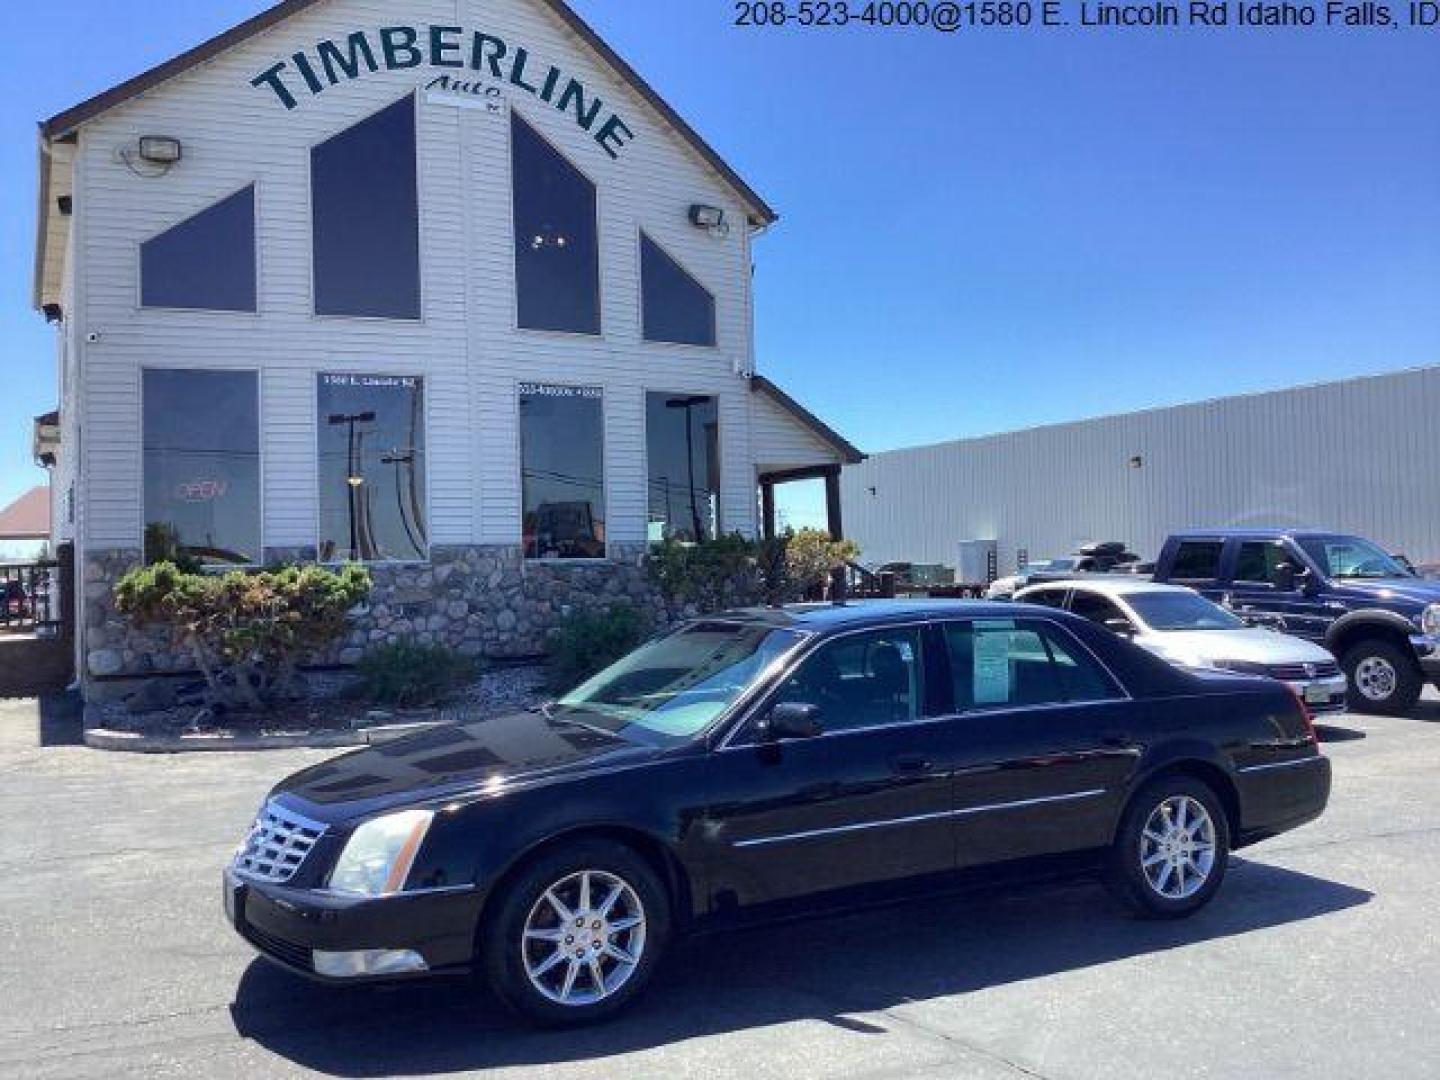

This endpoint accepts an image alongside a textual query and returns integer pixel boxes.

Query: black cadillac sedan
[224,601,1330,1025]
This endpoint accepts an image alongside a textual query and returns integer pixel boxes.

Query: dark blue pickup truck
[1152,529,1440,715]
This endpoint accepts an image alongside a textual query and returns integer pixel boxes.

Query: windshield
[553,622,806,744]
[1126,592,1244,632]
[1298,536,1414,580]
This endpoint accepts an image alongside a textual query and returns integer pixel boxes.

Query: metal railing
[0,560,60,636]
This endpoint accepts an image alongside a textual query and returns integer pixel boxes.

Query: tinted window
[512,114,600,334]
[141,187,256,312]
[772,628,922,733]
[1234,541,1294,585]
[944,619,1120,710]
[1019,588,1068,609]
[640,233,716,346]
[1069,591,1128,626]
[317,374,427,562]
[312,96,421,319]
[1170,541,1223,581]
[521,384,605,559]
[646,392,719,542]
[143,370,260,566]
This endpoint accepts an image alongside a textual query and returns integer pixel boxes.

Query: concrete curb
[81,719,445,754]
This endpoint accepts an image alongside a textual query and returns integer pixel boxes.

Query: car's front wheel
[1106,776,1230,918]
[482,839,669,1026]
[1343,639,1422,716]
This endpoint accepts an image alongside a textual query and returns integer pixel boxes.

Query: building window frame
[307,92,426,324]
[507,106,605,340]
[135,182,263,316]
[642,387,723,545]
[515,381,610,563]
[314,370,432,566]
[636,228,718,349]
[138,364,265,568]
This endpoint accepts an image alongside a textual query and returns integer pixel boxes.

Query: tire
[481,839,670,1027]
[1342,639,1422,716]
[1106,776,1230,919]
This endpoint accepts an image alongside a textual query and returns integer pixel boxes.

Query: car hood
[1137,627,1335,667]
[1327,577,1440,608]
[272,710,665,822]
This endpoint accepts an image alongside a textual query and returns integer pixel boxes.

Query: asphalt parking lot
[3,694,1438,1080]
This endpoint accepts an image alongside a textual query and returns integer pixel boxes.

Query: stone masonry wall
[82,544,673,688]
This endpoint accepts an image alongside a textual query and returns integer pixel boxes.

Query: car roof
[715,599,1029,631]
[1018,578,1186,598]
[1169,528,1348,540]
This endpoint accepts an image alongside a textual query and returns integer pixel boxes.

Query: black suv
[1153,530,1440,715]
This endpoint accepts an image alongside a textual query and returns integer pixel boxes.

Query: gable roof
[38,0,776,226]
[751,375,864,465]
[0,487,49,541]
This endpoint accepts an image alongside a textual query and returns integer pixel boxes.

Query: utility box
[958,539,999,585]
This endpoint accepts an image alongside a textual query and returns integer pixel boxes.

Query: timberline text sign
[250,26,635,159]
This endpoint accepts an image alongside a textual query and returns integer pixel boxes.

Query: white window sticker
[973,628,1013,705]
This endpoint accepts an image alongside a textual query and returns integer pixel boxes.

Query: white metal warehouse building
[842,365,1440,576]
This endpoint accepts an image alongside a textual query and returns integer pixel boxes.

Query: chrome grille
[233,801,327,884]
[1269,661,1341,681]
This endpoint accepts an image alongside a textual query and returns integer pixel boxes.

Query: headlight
[327,809,434,897]
[1422,604,1440,637]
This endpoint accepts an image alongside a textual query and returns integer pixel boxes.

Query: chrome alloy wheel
[521,870,647,1007]
[1139,795,1217,900]
[1355,656,1398,702]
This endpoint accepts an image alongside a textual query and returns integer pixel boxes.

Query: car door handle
[891,754,933,775]
[1100,730,1131,748]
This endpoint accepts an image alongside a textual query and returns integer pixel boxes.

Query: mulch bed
[95,664,549,738]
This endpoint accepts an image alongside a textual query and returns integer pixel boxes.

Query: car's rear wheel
[1343,639,1422,716]
[1106,776,1230,918]
[482,839,669,1026]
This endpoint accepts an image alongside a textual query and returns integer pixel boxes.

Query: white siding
[69,0,773,553]
[750,388,841,472]
[843,366,1440,572]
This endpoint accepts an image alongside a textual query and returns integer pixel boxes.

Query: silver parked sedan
[1015,578,1348,714]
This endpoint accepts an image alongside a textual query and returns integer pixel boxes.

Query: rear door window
[1170,541,1223,582]
[1067,591,1129,626]
[943,619,1123,711]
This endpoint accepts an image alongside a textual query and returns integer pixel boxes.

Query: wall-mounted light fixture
[138,136,183,164]
[56,195,72,216]
[688,204,729,237]
[121,136,183,178]
[42,304,64,325]
[1129,455,1145,469]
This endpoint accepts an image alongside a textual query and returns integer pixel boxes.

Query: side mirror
[758,702,823,742]
[1297,567,1320,596]
[1104,617,1138,639]
[1273,562,1298,591]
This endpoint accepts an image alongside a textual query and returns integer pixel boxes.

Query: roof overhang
[32,135,74,312]
[36,0,777,228]
[751,375,864,466]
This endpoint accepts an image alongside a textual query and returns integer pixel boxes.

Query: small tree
[785,529,861,600]
[114,562,371,710]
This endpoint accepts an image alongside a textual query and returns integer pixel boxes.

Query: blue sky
[2,1,1437,525]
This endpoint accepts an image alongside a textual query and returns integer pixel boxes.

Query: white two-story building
[32,0,860,693]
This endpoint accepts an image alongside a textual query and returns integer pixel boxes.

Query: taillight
[1286,685,1320,748]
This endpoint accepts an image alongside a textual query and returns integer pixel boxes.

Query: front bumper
[1282,674,1349,715]
[1411,634,1440,681]
[223,866,483,983]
